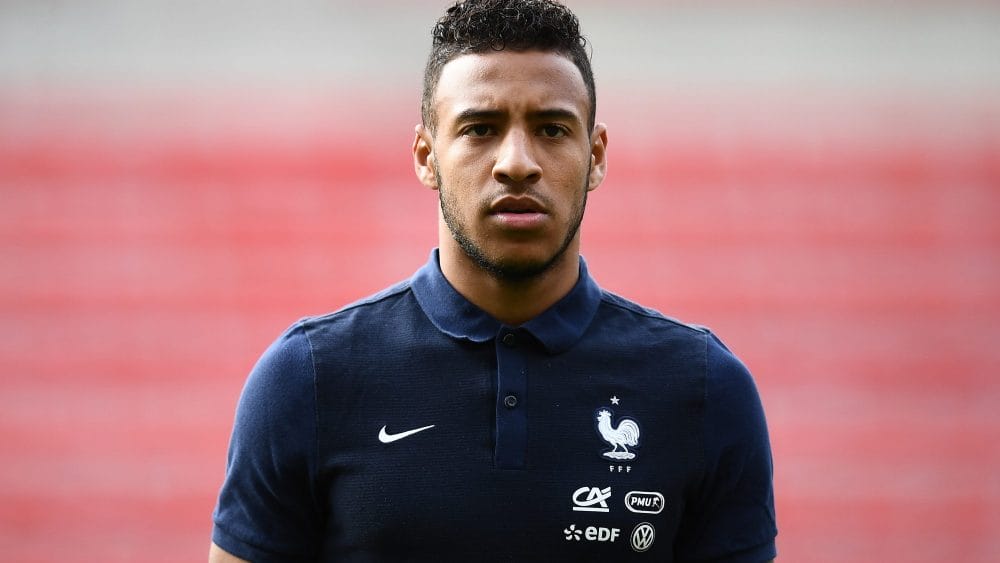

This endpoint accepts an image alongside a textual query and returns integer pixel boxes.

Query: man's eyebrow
[452,108,506,123]
[450,107,582,124]
[530,108,582,123]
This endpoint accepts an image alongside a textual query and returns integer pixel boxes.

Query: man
[210,0,776,561]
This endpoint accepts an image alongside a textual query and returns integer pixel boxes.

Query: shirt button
[503,394,518,408]
[502,333,516,347]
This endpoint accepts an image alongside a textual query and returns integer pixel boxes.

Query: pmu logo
[625,491,665,514]
[572,486,611,513]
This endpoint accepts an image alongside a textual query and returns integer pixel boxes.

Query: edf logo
[564,524,621,543]
[585,526,621,542]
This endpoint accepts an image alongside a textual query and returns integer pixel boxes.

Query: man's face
[418,50,607,281]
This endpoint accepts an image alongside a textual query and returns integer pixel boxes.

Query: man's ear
[413,124,438,190]
[587,123,608,191]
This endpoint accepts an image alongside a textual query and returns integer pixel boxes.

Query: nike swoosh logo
[378,424,435,444]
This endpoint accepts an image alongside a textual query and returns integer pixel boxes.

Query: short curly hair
[421,0,596,133]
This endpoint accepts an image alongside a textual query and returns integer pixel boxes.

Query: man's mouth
[489,196,546,215]
[488,196,549,229]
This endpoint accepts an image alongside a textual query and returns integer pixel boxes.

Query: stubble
[436,164,589,283]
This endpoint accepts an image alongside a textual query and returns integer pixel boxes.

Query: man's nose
[493,129,542,186]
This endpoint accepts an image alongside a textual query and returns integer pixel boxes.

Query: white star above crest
[610,395,620,405]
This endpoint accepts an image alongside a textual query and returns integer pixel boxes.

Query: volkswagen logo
[630,522,655,552]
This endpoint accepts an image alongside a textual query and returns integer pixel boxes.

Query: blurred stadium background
[2,1,998,561]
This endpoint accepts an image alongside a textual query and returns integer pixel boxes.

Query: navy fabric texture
[212,250,777,562]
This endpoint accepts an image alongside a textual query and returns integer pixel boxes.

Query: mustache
[432,164,558,213]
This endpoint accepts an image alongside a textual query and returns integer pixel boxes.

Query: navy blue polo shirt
[212,250,776,562]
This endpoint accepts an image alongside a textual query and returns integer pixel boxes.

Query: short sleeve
[675,332,777,562]
[211,323,321,562]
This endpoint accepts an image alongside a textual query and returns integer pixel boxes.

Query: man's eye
[540,125,567,138]
[464,124,494,137]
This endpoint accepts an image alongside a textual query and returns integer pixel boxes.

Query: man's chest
[313,346,704,561]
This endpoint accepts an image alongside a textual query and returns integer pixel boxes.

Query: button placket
[494,328,527,469]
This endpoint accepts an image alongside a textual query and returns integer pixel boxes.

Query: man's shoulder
[596,289,709,337]
[297,279,416,330]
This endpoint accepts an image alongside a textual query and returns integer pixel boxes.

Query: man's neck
[438,241,581,327]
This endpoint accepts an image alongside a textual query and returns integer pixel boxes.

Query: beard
[436,165,589,283]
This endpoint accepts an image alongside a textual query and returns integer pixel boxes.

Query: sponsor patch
[625,491,664,514]
[630,522,656,552]
[572,486,611,513]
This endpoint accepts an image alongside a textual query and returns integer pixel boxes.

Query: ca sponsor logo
[572,486,611,512]
[625,491,665,514]
[563,524,621,543]
[630,522,656,552]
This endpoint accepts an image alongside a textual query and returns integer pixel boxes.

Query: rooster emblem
[596,409,641,460]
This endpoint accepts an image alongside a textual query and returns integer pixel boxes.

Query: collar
[410,249,602,354]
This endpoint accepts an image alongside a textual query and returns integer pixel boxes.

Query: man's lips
[488,196,547,215]
[487,196,549,229]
